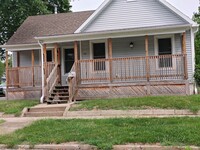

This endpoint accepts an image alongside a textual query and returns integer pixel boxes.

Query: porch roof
[6,10,94,45]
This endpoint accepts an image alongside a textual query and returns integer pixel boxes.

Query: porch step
[23,105,67,117]
[47,85,70,104]
[27,107,66,113]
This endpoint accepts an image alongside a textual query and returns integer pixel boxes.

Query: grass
[0,100,39,116]
[0,117,200,149]
[70,95,200,113]
[0,120,4,124]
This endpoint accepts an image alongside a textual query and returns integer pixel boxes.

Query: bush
[194,64,200,85]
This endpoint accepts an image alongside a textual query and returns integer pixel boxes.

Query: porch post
[54,44,58,64]
[6,50,9,91]
[16,51,20,87]
[145,35,150,81]
[182,32,188,80]
[108,38,113,83]
[31,50,35,87]
[74,41,78,84]
[43,44,47,97]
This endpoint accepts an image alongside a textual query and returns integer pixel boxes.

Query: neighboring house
[1,0,198,103]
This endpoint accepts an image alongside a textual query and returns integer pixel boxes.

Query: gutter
[38,41,45,103]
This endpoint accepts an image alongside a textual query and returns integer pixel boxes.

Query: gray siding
[112,36,155,58]
[84,0,187,33]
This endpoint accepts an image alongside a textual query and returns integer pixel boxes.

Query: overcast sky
[70,0,199,18]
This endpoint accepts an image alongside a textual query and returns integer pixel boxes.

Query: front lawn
[0,120,4,124]
[0,100,39,116]
[71,95,200,112]
[0,117,200,149]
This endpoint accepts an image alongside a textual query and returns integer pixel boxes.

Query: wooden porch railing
[7,65,42,88]
[7,62,56,88]
[77,54,186,84]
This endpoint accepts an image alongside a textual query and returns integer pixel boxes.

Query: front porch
[5,32,191,101]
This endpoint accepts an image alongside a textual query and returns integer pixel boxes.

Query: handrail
[46,63,59,95]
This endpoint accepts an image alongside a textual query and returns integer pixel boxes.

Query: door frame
[61,46,74,85]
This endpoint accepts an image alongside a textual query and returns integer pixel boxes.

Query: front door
[62,48,74,85]
[64,48,74,74]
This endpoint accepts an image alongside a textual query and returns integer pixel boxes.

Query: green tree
[0,61,5,79]
[193,7,200,65]
[0,0,71,59]
[193,7,200,85]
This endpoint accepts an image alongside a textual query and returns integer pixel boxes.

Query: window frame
[154,35,176,70]
[89,40,108,72]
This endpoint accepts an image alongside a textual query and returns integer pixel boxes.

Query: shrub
[194,64,200,86]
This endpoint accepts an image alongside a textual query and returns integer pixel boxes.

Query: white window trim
[61,46,74,76]
[154,34,176,70]
[89,39,109,73]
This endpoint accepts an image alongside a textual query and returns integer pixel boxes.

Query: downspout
[38,40,45,103]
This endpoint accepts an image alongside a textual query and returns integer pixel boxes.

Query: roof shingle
[7,10,94,45]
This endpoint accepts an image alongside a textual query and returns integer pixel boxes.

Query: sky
[70,0,199,18]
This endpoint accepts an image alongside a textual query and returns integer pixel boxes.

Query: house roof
[6,10,94,45]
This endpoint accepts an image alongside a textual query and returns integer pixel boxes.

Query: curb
[0,143,97,150]
[66,109,200,118]
[0,144,200,150]
[113,145,200,150]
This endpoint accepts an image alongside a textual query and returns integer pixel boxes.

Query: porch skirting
[6,87,42,100]
[76,81,193,100]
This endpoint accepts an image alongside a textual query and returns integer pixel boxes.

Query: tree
[193,7,200,85]
[0,0,71,59]
[193,7,200,65]
[0,61,4,79]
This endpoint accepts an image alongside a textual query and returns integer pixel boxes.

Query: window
[158,38,172,68]
[47,50,53,62]
[93,43,106,71]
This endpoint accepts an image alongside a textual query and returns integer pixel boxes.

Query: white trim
[159,0,198,26]
[154,34,176,70]
[89,39,108,59]
[154,34,175,55]
[75,0,113,33]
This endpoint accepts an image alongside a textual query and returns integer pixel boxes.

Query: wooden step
[53,89,69,92]
[28,107,66,113]
[48,96,69,99]
[47,99,68,104]
[51,92,69,95]
[24,111,64,117]
[55,86,68,89]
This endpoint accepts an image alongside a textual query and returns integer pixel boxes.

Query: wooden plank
[145,35,150,81]
[182,32,188,80]
[108,38,113,83]
[31,50,35,87]
[43,44,47,86]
